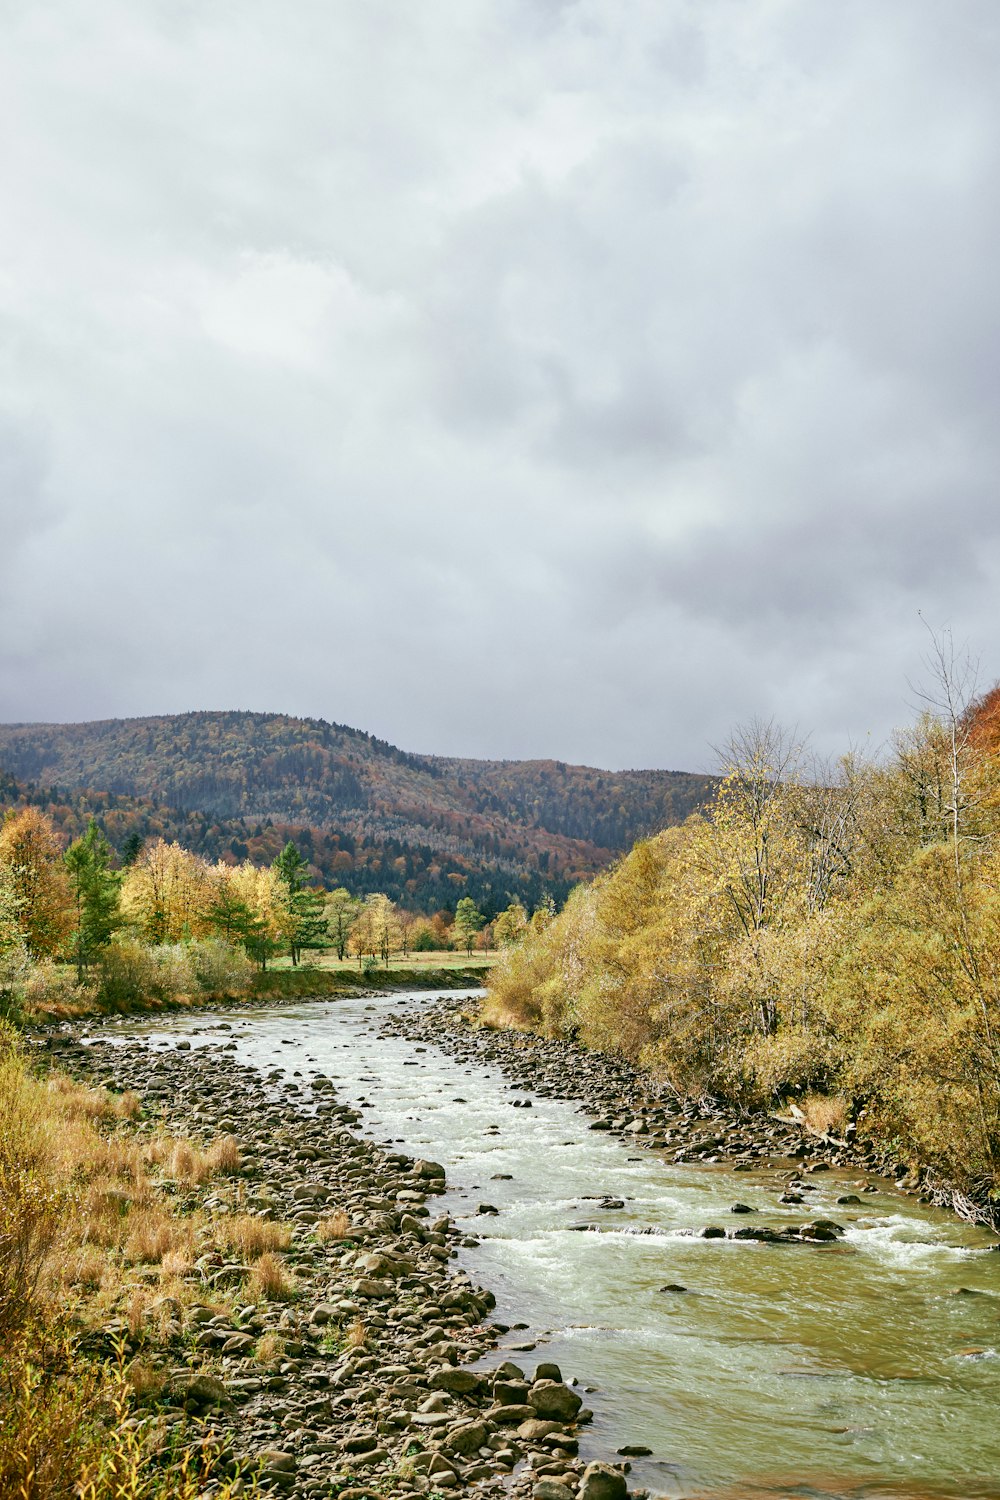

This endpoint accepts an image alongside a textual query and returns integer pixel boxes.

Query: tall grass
[0,1024,258,1497]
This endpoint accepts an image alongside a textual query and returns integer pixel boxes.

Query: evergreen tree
[274,840,328,965]
[64,820,122,981]
[119,830,145,867]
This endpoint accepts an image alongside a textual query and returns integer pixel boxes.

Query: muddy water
[118,991,1000,1500]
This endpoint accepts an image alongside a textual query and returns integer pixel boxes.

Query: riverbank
[23,964,482,1025]
[384,996,1000,1237]
[40,1022,635,1500]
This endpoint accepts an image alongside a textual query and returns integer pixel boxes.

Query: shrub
[0,1030,62,1340]
[97,939,198,1009]
[97,938,163,1008]
[22,960,100,1017]
[188,938,254,997]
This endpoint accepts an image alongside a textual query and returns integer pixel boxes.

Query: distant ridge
[0,712,714,911]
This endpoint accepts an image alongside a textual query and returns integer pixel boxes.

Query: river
[109,989,1000,1500]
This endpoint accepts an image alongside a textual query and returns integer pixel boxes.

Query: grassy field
[266,950,494,974]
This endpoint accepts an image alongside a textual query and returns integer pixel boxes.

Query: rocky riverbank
[382,997,1000,1239]
[46,1024,636,1500]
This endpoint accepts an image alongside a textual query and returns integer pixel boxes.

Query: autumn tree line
[0,814,535,1016]
[486,645,1000,1217]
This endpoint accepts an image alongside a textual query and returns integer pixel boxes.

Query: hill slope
[0,712,713,907]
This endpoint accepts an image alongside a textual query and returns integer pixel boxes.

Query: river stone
[798,1220,845,1241]
[519,1419,564,1441]
[535,1362,563,1383]
[487,1403,535,1424]
[579,1461,628,1500]
[529,1381,583,1422]
[341,1434,378,1454]
[493,1380,530,1405]
[430,1367,483,1395]
[442,1420,489,1455]
[534,1481,574,1500]
[256,1450,297,1472]
[351,1447,389,1467]
[414,1159,446,1180]
[169,1373,229,1410]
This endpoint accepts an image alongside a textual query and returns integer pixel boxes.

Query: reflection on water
[111,992,1000,1500]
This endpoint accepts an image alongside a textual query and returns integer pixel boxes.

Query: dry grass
[801,1092,850,1138]
[124,1355,167,1403]
[125,1214,194,1267]
[214,1213,291,1260]
[205,1135,241,1173]
[246,1251,296,1302]
[316,1209,352,1242]
[254,1331,286,1365]
[345,1317,368,1349]
[143,1132,240,1185]
[46,1074,142,1124]
[0,1028,254,1497]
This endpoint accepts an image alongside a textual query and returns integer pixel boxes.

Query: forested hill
[0,712,713,907]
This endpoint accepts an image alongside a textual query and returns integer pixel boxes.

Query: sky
[1,1,998,773]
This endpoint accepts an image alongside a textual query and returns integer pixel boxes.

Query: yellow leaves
[120,840,214,943]
[0,807,72,959]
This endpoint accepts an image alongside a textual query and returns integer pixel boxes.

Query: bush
[21,961,98,1017]
[97,939,194,1008]
[187,938,253,997]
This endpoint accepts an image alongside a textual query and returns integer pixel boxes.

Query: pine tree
[274,840,328,965]
[64,820,122,981]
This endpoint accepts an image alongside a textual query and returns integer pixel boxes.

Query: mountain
[0,712,714,912]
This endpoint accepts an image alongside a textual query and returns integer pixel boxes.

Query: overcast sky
[1,2,998,772]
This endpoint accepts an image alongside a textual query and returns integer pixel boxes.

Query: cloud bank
[1,1,998,770]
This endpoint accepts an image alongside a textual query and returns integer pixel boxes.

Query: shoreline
[51,1016,634,1500]
[384,995,1000,1239]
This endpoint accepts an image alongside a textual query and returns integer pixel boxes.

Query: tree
[274,841,309,895]
[119,830,145,868]
[454,896,484,957]
[0,866,29,1018]
[274,841,327,965]
[397,907,416,958]
[121,840,214,943]
[530,894,556,934]
[325,888,359,961]
[222,862,290,970]
[64,820,122,981]
[0,808,71,959]
[350,893,399,968]
[494,901,528,947]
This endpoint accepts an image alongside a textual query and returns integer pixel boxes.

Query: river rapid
[111,989,1000,1500]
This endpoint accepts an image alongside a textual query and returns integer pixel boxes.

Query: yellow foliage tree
[0,808,71,959]
[120,840,213,943]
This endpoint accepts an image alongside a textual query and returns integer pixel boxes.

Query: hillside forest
[0,711,714,910]
[486,648,1000,1221]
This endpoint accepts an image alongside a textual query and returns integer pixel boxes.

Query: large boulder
[528,1380,583,1423]
[579,1461,628,1500]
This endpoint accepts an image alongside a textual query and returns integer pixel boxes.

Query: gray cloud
[1,0,998,771]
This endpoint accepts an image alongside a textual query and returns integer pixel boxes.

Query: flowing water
[113,991,1000,1500]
